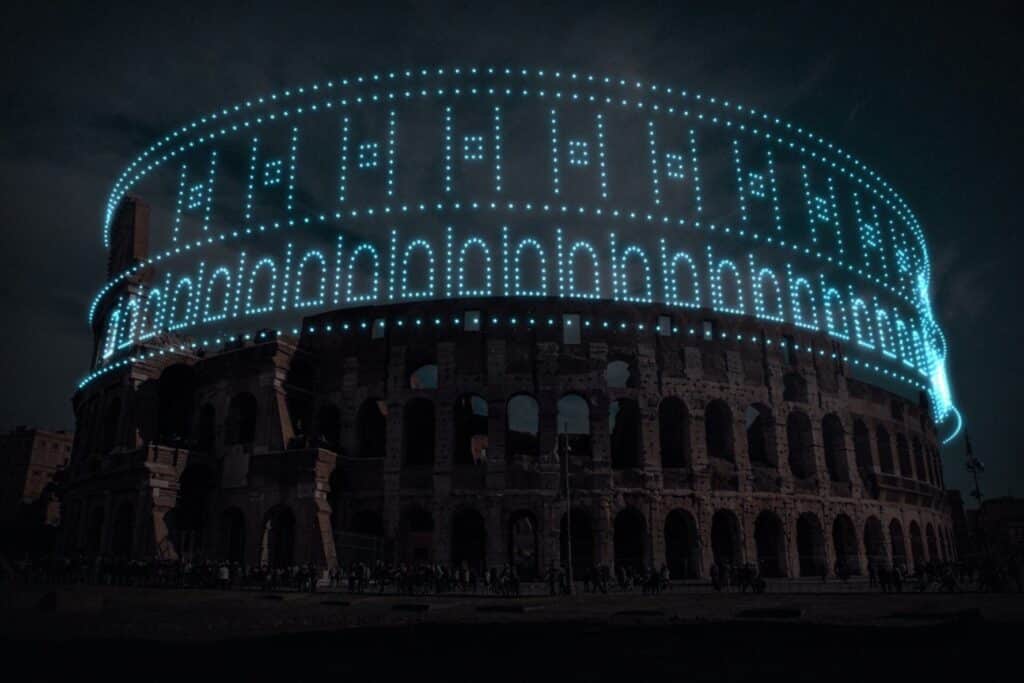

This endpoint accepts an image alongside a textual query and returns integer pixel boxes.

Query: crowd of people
[6,552,1023,596]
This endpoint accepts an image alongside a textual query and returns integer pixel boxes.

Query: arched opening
[822,414,849,482]
[157,364,197,446]
[797,513,826,577]
[864,516,887,568]
[745,404,776,467]
[705,400,734,462]
[896,434,912,478]
[173,464,216,560]
[664,509,700,578]
[754,511,787,578]
[198,403,216,453]
[408,363,438,389]
[610,398,641,469]
[832,514,860,575]
[220,508,246,563]
[351,509,385,537]
[889,519,908,570]
[102,397,121,453]
[356,398,387,458]
[876,427,894,474]
[508,510,539,580]
[710,509,742,568]
[226,392,258,446]
[659,397,690,467]
[559,508,594,577]
[403,398,435,466]
[913,438,926,483]
[451,508,486,572]
[605,359,634,388]
[111,502,135,559]
[853,419,872,477]
[613,507,647,572]
[557,394,591,459]
[782,372,808,403]
[506,394,539,462]
[87,506,105,554]
[317,402,341,452]
[909,521,925,570]
[786,411,815,480]
[453,394,489,465]
[261,505,295,568]
[401,506,434,564]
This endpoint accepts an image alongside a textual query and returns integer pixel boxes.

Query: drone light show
[85,66,959,441]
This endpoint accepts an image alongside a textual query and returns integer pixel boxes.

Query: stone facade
[62,296,956,579]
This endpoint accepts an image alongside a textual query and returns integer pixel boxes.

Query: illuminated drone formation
[85,66,960,442]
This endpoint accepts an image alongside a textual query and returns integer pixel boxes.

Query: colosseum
[62,220,956,579]
[60,67,959,581]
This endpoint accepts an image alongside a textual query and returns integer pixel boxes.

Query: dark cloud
[1,0,1021,499]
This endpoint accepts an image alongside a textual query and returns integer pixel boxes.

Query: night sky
[1,1,1020,502]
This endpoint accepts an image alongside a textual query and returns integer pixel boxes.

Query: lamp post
[964,432,987,559]
[560,421,574,596]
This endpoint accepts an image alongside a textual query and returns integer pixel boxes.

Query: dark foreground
[3,588,1021,681]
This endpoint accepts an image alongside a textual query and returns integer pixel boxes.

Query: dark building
[59,201,957,579]
[0,426,73,555]
[970,496,1024,562]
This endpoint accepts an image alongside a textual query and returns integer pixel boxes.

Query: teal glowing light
[86,66,960,439]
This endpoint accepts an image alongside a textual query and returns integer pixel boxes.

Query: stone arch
[853,419,872,476]
[605,359,634,389]
[102,397,121,453]
[408,363,438,390]
[111,501,135,559]
[198,403,216,453]
[909,521,925,571]
[796,512,827,577]
[506,394,540,461]
[786,411,816,480]
[560,507,594,577]
[453,394,488,465]
[832,513,860,575]
[508,510,539,580]
[664,508,700,578]
[610,398,641,469]
[783,371,808,403]
[220,507,246,563]
[156,363,197,446]
[864,516,887,568]
[226,392,258,446]
[744,403,776,467]
[172,463,216,560]
[822,413,850,483]
[889,519,909,570]
[451,507,487,572]
[403,398,435,466]
[705,400,734,462]
[876,426,895,474]
[926,523,939,563]
[356,398,387,458]
[557,393,591,458]
[317,402,341,451]
[896,434,912,477]
[86,506,105,554]
[613,507,647,571]
[754,510,788,578]
[913,437,927,483]
[400,505,434,564]
[710,509,742,568]
[261,505,295,568]
[659,397,690,467]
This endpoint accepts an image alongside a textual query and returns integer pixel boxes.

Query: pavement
[2,585,1022,681]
